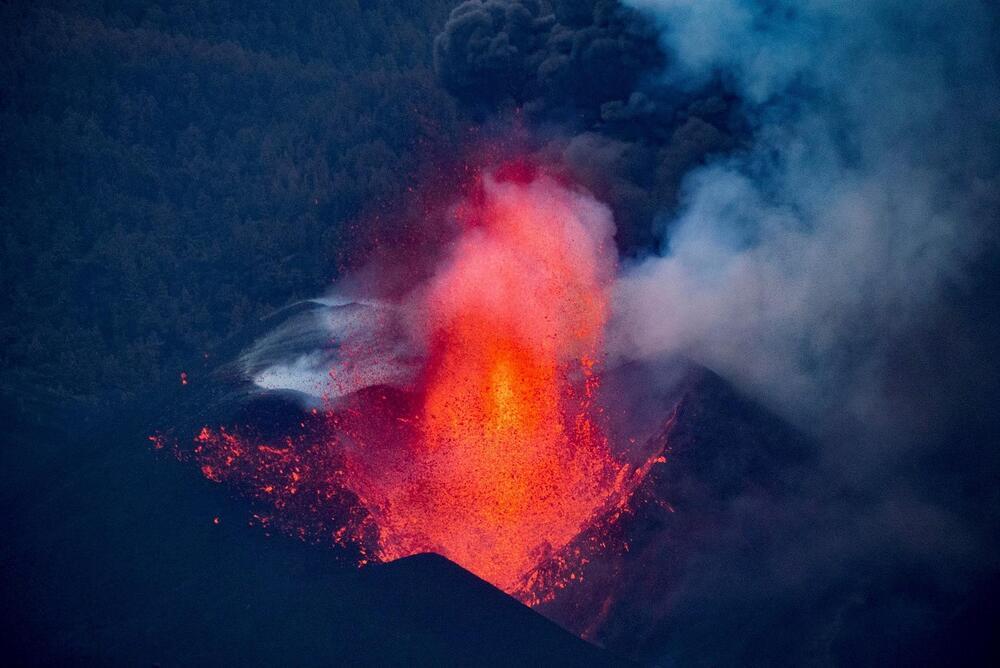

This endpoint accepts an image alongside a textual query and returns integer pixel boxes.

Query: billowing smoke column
[432,0,729,251]
[613,0,1000,450]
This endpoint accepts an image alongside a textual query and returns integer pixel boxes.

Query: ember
[340,170,623,593]
[170,165,661,602]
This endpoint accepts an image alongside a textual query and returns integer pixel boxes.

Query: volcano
[129,291,789,657]
[118,164,851,662]
[6,298,995,665]
[166,168,671,605]
[104,156,1000,665]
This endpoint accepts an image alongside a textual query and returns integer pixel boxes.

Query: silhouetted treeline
[0,1,462,402]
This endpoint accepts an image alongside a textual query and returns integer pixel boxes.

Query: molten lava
[339,171,621,592]
[169,165,659,602]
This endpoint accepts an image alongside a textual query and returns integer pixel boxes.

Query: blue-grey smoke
[614,0,1000,451]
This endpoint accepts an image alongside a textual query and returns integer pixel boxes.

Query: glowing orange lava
[338,169,624,593]
[168,165,659,603]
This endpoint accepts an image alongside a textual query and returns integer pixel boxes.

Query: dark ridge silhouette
[365,554,632,666]
[0,396,625,666]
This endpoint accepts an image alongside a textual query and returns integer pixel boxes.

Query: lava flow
[172,165,658,602]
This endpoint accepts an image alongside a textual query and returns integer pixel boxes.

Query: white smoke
[613,0,1000,446]
[240,297,419,404]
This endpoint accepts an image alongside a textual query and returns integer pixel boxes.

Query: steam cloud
[612,0,1000,452]
[241,297,418,404]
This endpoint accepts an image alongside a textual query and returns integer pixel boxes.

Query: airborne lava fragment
[168,165,663,603]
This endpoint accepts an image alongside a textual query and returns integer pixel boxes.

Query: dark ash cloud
[433,0,736,252]
[434,0,664,119]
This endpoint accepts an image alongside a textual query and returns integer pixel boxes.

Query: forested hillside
[0,0,462,405]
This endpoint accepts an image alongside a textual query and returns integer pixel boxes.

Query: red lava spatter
[159,163,666,604]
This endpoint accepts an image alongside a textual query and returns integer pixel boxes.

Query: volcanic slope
[537,369,1000,666]
[0,390,629,666]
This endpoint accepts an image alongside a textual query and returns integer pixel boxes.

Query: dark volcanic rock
[537,367,1000,667]
[0,393,624,666]
[366,553,632,666]
[534,368,818,663]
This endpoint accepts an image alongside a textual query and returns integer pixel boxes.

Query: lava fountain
[338,168,622,593]
[173,164,657,602]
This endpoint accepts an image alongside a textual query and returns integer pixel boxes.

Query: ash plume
[434,0,735,251]
[613,0,1000,450]
[434,0,663,116]
[600,1,1000,661]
